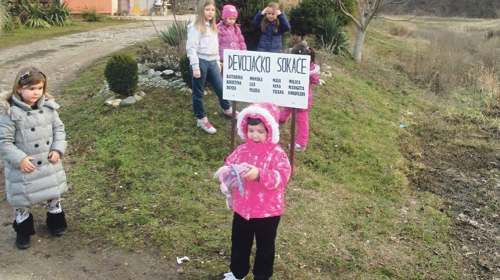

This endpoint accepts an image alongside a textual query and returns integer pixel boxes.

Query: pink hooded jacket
[217,21,247,62]
[223,102,291,220]
[307,63,321,110]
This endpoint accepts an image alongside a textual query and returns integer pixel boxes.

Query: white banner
[223,50,310,109]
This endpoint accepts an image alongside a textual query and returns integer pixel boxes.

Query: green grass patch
[54,23,478,278]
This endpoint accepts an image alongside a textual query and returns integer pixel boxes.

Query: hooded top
[186,20,220,71]
[217,21,247,62]
[0,94,67,207]
[223,102,291,220]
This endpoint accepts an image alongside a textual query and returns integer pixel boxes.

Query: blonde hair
[261,2,280,34]
[194,0,218,34]
[11,66,52,103]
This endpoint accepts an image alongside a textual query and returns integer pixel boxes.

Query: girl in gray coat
[0,67,68,249]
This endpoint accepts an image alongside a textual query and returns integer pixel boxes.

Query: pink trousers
[279,107,309,147]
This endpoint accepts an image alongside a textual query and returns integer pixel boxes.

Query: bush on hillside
[46,1,72,27]
[0,1,7,33]
[179,52,191,88]
[104,52,139,96]
[289,0,355,39]
[1,0,21,31]
[80,6,105,22]
[4,0,71,29]
[160,20,189,47]
[19,1,50,28]
[317,15,350,57]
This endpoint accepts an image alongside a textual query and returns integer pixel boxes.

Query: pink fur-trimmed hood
[237,102,280,144]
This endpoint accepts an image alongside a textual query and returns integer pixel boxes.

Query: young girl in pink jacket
[215,102,291,280]
[279,42,320,151]
[217,5,247,65]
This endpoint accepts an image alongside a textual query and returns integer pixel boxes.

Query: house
[62,0,162,16]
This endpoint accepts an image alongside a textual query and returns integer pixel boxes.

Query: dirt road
[0,16,193,280]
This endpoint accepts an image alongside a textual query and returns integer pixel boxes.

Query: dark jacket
[252,12,291,53]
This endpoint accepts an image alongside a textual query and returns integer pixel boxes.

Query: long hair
[195,0,218,34]
[261,2,280,34]
[291,42,315,64]
[11,66,51,103]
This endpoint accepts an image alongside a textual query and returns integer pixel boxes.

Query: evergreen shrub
[179,52,192,88]
[104,52,139,96]
[289,0,355,39]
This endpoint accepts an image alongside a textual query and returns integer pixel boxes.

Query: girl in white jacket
[186,0,237,134]
[0,66,68,249]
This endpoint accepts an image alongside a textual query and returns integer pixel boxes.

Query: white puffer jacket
[0,94,67,207]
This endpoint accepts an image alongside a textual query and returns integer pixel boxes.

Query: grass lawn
[57,42,452,280]
[27,16,500,279]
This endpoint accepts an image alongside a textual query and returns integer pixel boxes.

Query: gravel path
[0,16,194,280]
[0,17,192,95]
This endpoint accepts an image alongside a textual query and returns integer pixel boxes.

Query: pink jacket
[307,63,320,110]
[217,21,247,62]
[224,102,291,220]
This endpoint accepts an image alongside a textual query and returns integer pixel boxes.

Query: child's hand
[19,156,35,173]
[48,150,61,163]
[241,164,260,181]
[193,69,201,78]
[262,7,268,14]
[275,9,281,15]
[218,61,222,71]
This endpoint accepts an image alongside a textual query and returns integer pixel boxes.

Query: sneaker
[197,117,217,134]
[288,143,306,151]
[223,107,239,118]
[222,272,244,280]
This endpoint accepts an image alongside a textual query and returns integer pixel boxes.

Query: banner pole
[230,101,237,153]
[290,108,297,174]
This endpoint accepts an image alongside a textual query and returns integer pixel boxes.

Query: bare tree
[338,0,409,62]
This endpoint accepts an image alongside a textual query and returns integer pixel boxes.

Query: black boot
[46,211,68,236]
[12,213,36,250]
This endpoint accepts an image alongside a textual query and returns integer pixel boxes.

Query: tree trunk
[353,28,366,63]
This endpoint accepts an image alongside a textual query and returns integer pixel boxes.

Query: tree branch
[338,0,362,28]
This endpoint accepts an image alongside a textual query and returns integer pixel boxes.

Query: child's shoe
[12,213,36,249]
[223,107,239,118]
[46,211,68,236]
[197,117,217,134]
[288,143,306,151]
[222,272,244,280]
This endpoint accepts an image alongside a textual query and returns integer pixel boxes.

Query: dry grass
[280,0,300,10]
[374,18,500,111]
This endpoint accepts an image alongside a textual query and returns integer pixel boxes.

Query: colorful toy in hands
[214,163,250,209]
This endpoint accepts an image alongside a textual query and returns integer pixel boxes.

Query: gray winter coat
[0,95,67,207]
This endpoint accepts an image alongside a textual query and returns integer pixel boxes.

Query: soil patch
[402,112,500,279]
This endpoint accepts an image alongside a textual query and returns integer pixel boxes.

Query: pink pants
[279,107,309,147]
